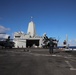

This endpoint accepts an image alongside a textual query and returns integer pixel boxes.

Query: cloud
[0,34,9,39]
[0,25,10,33]
[0,25,10,39]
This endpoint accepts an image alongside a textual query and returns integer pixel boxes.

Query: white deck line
[65,60,76,70]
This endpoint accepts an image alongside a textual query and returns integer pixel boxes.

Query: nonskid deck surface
[0,48,76,75]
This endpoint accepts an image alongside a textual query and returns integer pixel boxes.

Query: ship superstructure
[13,21,43,48]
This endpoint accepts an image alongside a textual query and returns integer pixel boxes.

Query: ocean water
[58,46,76,49]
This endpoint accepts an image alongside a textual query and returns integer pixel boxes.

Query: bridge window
[15,36,20,38]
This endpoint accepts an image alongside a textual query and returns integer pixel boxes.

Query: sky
[0,0,76,46]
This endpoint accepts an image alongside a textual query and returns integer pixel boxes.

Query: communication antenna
[31,16,33,21]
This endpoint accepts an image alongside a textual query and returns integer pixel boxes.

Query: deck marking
[65,60,76,70]
[65,61,73,68]
[70,68,76,70]
[29,52,64,57]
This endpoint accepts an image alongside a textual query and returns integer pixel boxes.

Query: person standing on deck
[49,39,54,54]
